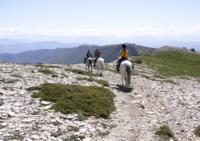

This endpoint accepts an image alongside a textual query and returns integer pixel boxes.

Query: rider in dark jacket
[94,49,101,67]
[84,50,92,63]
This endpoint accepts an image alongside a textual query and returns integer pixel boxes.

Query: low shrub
[28,83,115,118]
[155,125,176,141]
[38,68,54,74]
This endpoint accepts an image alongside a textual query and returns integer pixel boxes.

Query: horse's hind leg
[100,70,103,76]
[100,68,103,76]
[128,75,131,87]
[126,76,129,87]
[96,67,99,76]
[121,74,124,86]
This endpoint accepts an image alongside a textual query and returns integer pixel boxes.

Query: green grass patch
[35,63,61,68]
[28,83,115,118]
[77,77,109,87]
[132,57,142,64]
[11,74,23,78]
[46,65,61,68]
[194,126,200,137]
[26,86,40,91]
[136,49,200,77]
[154,74,166,79]
[63,137,79,141]
[162,79,178,85]
[155,125,176,141]
[35,63,47,68]
[95,79,109,87]
[4,132,24,141]
[140,74,151,79]
[65,67,95,76]
[38,68,54,74]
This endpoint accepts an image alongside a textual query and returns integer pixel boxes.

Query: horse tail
[89,59,92,65]
[126,65,131,85]
[102,60,105,70]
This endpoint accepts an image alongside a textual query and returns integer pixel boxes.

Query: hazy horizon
[0,0,200,52]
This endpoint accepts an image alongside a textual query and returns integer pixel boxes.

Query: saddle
[116,57,128,72]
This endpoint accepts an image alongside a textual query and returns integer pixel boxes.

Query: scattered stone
[41,101,51,105]
[31,134,40,140]
[0,122,7,127]
[23,138,32,141]
[0,99,4,106]
[7,111,16,117]
[64,114,76,120]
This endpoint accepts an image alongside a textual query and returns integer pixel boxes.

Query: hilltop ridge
[0,43,155,64]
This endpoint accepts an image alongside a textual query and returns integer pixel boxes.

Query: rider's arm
[120,50,123,57]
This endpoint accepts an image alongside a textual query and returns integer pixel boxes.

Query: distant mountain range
[0,43,155,64]
[0,39,81,53]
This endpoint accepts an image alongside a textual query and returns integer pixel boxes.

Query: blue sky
[0,0,200,43]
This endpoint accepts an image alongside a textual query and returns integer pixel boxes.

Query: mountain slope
[0,43,155,64]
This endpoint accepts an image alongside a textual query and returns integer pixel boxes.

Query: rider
[117,44,128,72]
[94,48,101,67]
[84,50,92,63]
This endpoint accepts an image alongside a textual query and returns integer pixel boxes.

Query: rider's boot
[116,64,119,72]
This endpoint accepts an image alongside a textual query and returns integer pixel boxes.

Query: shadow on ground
[116,84,133,92]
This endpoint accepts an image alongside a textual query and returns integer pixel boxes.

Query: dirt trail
[92,64,200,141]
[95,69,151,141]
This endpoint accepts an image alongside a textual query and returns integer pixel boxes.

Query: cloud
[189,26,200,33]
[0,27,23,35]
[0,26,200,37]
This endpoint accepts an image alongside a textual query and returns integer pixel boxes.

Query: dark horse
[85,57,93,73]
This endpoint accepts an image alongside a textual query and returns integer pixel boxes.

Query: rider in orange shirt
[117,44,128,71]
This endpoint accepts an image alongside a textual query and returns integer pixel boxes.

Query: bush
[35,63,46,68]
[35,63,61,68]
[190,48,195,52]
[65,67,91,76]
[135,59,142,64]
[38,68,54,74]
[28,83,115,118]
[155,125,176,141]
[194,126,200,137]
[77,77,109,87]
[95,79,109,87]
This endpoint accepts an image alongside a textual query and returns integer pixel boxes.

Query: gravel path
[94,63,200,141]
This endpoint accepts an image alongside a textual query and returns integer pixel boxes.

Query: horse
[95,57,105,76]
[119,60,133,88]
[85,57,93,73]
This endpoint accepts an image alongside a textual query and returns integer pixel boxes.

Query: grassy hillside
[135,48,200,77]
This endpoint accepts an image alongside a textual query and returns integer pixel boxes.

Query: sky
[0,0,200,44]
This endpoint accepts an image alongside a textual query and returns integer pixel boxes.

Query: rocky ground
[0,61,200,141]
[0,62,113,141]
[77,63,200,141]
